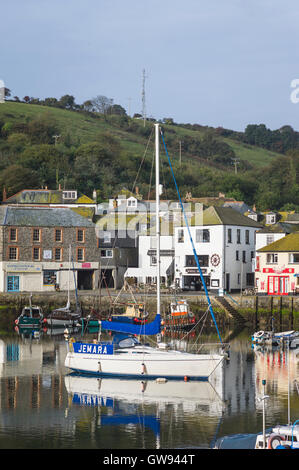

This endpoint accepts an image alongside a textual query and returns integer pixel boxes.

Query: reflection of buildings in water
[222,341,256,414]
[0,338,68,411]
[254,348,299,396]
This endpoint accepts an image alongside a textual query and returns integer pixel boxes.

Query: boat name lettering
[73,342,113,355]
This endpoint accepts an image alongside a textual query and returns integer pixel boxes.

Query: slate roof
[198,206,262,228]
[257,232,299,252]
[0,207,95,227]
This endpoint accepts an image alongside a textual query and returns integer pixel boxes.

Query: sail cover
[100,313,161,336]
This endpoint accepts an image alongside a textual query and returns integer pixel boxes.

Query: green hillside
[0,100,298,211]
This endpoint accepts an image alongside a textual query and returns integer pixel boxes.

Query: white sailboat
[64,123,227,381]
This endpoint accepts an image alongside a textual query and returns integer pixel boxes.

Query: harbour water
[0,308,298,450]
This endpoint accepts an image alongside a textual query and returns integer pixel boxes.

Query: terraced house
[0,206,99,293]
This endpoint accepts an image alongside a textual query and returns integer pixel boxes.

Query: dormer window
[266,213,276,225]
[62,191,77,200]
[127,198,137,208]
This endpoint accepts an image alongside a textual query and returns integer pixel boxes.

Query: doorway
[77,270,94,290]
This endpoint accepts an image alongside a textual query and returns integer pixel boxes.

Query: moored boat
[64,123,228,382]
[15,294,43,328]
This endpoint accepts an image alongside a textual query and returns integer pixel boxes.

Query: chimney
[135,186,139,196]
[58,183,61,191]
[2,187,6,201]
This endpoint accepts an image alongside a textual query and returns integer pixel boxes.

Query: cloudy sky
[1,0,299,131]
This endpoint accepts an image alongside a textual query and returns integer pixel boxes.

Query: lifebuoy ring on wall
[267,434,285,449]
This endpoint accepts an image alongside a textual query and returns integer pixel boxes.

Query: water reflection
[0,324,297,448]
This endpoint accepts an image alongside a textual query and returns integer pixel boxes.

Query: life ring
[267,434,285,449]
[255,330,265,338]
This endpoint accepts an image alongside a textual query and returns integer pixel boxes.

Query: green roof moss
[258,232,299,252]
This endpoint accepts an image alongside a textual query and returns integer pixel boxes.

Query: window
[266,213,276,225]
[196,229,210,243]
[178,229,184,243]
[185,254,209,267]
[237,229,241,244]
[9,228,17,242]
[237,273,241,285]
[150,255,157,266]
[266,234,274,245]
[32,228,41,242]
[289,253,299,263]
[103,232,111,244]
[228,228,232,243]
[43,270,56,286]
[77,229,85,242]
[242,250,246,263]
[33,247,40,261]
[251,251,254,260]
[77,247,85,262]
[54,248,62,261]
[62,191,77,199]
[245,230,249,244]
[236,250,239,261]
[101,249,113,258]
[8,246,18,260]
[267,253,278,264]
[55,229,62,242]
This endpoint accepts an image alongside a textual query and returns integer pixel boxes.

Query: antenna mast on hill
[142,69,147,127]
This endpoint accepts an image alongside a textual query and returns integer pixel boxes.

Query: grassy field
[0,101,282,169]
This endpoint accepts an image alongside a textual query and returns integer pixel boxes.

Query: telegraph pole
[142,69,147,127]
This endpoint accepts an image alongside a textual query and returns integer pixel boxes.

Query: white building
[174,206,261,293]
[125,234,174,286]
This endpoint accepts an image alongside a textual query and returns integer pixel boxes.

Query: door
[7,275,20,292]
[268,276,289,295]
[226,273,230,292]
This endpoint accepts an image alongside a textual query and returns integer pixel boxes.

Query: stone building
[0,206,99,292]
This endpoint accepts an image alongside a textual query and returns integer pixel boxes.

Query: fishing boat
[64,123,228,381]
[162,299,196,331]
[15,294,43,328]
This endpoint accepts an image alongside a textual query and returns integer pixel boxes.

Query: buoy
[184,375,190,382]
[156,377,167,383]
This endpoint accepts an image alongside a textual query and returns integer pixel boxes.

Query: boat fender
[267,434,285,449]
[141,363,147,375]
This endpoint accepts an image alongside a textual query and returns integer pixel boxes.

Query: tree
[58,95,76,109]
[0,165,39,199]
[91,95,113,118]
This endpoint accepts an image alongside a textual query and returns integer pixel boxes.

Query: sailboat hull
[65,345,224,381]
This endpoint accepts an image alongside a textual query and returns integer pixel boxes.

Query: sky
[1,0,299,131]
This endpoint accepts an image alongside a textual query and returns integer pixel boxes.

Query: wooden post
[255,295,259,327]
[279,296,282,329]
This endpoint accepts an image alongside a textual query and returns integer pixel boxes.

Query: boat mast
[67,245,71,309]
[155,123,161,317]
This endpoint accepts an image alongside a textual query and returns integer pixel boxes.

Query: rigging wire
[160,128,223,345]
